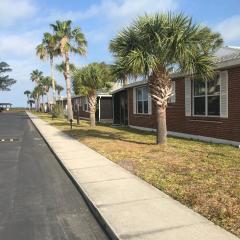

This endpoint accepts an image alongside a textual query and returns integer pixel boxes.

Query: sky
[0,0,240,107]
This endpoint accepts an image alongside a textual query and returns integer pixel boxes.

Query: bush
[51,104,65,118]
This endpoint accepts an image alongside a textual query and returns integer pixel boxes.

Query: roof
[214,46,240,64]
[59,92,112,100]
[111,46,240,93]
[0,103,13,105]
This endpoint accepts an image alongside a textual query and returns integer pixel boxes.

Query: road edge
[26,112,118,240]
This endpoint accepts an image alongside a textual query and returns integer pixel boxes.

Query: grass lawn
[36,112,240,237]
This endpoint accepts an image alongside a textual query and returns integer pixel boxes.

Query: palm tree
[50,20,87,121]
[38,85,46,112]
[30,70,43,111]
[109,13,223,144]
[55,61,76,74]
[36,32,58,103]
[40,76,52,111]
[24,90,31,110]
[55,84,64,100]
[31,85,45,112]
[28,99,35,110]
[0,62,16,91]
[72,62,114,126]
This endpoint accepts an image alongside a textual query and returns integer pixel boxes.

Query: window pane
[194,80,205,96]
[208,76,220,95]
[137,101,143,113]
[142,87,148,101]
[194,97,205,115]
[137,88,142,100]
[208,96,220,116]
[144,101,148,114]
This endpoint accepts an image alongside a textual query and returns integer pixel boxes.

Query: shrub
[51,104,65,118]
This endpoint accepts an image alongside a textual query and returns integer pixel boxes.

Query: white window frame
[136,86,149,115]
[169,81,176,103]
[192,76,221,117]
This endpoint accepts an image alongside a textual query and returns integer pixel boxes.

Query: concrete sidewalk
[27,112,239,240]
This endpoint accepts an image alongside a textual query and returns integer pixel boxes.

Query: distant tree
[24,90,31,110]
[55,84,64,100]
[0,62,16,91]
[31,85,45,112]
[28,99,35,110]
[55,61,76,75]
[36,32,58,103]
[50,20,87,121]
[72,62,114,126]
[40,76,52,110]
[30,70,43,111]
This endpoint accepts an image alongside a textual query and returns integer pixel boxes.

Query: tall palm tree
[50,20,87,121]
[36,32,58,103]
[110,13,223,144]
[55,84,64,100]
[24,90,31,110]
[30,70,43,111]
[72,62,114,126]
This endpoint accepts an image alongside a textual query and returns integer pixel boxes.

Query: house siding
[98,97,113,120]
[127,66,240,142]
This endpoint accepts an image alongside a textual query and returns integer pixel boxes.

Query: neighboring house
[57,93,113,123]
[72,93,113,123]
[112,46,240,146]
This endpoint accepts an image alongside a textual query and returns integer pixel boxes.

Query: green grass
[36,112,240,237]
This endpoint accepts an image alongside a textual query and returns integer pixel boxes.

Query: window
[136,86,149,114]
[169,81,176,103]
[82,97,89,112]
[193,75,220,116]
[74,99,78,111]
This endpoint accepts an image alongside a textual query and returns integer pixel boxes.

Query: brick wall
[73,96,113,120]
[128,66,240,142]
[72,96,90,119]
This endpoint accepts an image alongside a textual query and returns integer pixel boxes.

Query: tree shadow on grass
[62,127,155,146]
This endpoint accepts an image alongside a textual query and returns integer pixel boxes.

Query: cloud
[216,15,240,42]
[100,0,177,23]
[0,0,37,26]
[0,34,36,57]
[82,0,178,46]
[0,28,48,58]
[34,5,99,24]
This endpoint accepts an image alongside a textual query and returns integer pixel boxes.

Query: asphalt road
[0,112,109,240]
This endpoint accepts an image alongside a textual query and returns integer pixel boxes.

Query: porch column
[99,97,101,123]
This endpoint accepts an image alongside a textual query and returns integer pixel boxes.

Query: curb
[27,112,118,240]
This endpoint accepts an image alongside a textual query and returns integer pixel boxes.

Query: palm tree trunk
[156,106,167,144]
[36,93,39,111]
[148,67,172,145]
[64,52,73,121]
[41,94,44,112]
[46,91,50,112]
[50,57,56,104]
[88,92,97,127]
